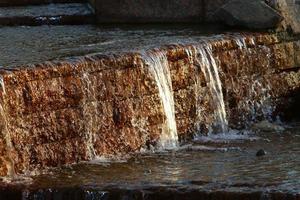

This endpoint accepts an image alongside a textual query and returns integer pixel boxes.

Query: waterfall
[81,71,97,160]
[186,47,203,133]
[187,42,228,134]
[142,50,179,150]
[233,36,274,123]
[0,77,16,180]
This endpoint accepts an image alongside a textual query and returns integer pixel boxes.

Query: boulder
[213,0,283,29]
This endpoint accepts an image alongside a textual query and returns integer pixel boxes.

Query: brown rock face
[0,33,299,176]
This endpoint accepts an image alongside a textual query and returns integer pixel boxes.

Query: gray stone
[94,0,204,23]
[256,149,267,157]
[213,0,283,29]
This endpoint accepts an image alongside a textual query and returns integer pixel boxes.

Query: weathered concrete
[0,32,299,176]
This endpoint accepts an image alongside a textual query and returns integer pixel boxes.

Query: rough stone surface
[206,0,230,20]
[273,0,300,34]
[0,33,299,176]
[213,0,283,29]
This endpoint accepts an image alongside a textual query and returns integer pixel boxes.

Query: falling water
[81,71,97,160]
[142,50,179,150]
[0,77,16,180]
[188,43,228,134]
[186,47,203,133]
[233,36,274,123]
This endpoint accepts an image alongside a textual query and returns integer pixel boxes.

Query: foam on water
[180,143,242,152]
[89,156,129,165]
[193,129,259,144]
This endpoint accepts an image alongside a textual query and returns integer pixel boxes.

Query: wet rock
[213,0,283,29]
[256,149,267,156]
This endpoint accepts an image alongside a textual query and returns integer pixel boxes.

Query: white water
[143,51,179,150]
[81,70,97,160]
[233,36,274,122]
[186,47,203,133]
[194,129,259,144]
[188,42,228,134]
[0,76,16,181]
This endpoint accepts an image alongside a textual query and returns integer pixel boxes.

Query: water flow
[233,36,274,122]
[0,77,16,180]
[142,50,179,150]
[189,43,228,134]
[79,62,97,160]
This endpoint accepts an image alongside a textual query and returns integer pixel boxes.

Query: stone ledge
[0,32,300,176]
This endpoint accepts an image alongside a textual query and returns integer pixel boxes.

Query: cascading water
[232,35,274,123]
[186,47,203,133]
[142,50,179,150]
[81,70,97,160]
[0,77,16,181]
[187,42,228,134]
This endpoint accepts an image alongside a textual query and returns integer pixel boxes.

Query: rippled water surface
[0,3,91,17]
[23,123,300,195]
[0,24,227,67]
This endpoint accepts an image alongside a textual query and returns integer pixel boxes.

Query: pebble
[256,149,267,157]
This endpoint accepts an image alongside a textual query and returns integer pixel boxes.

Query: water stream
[142,50,179,150]
[81,71,97,160]
[196,43,228,133]
[187,42,228,134]
[0,77,16,181]
[233,35,275,124]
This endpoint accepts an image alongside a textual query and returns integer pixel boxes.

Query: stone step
[0,3,95,26]
[0,0,86,7]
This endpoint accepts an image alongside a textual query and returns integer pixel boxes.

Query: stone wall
[0,33,300,176]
